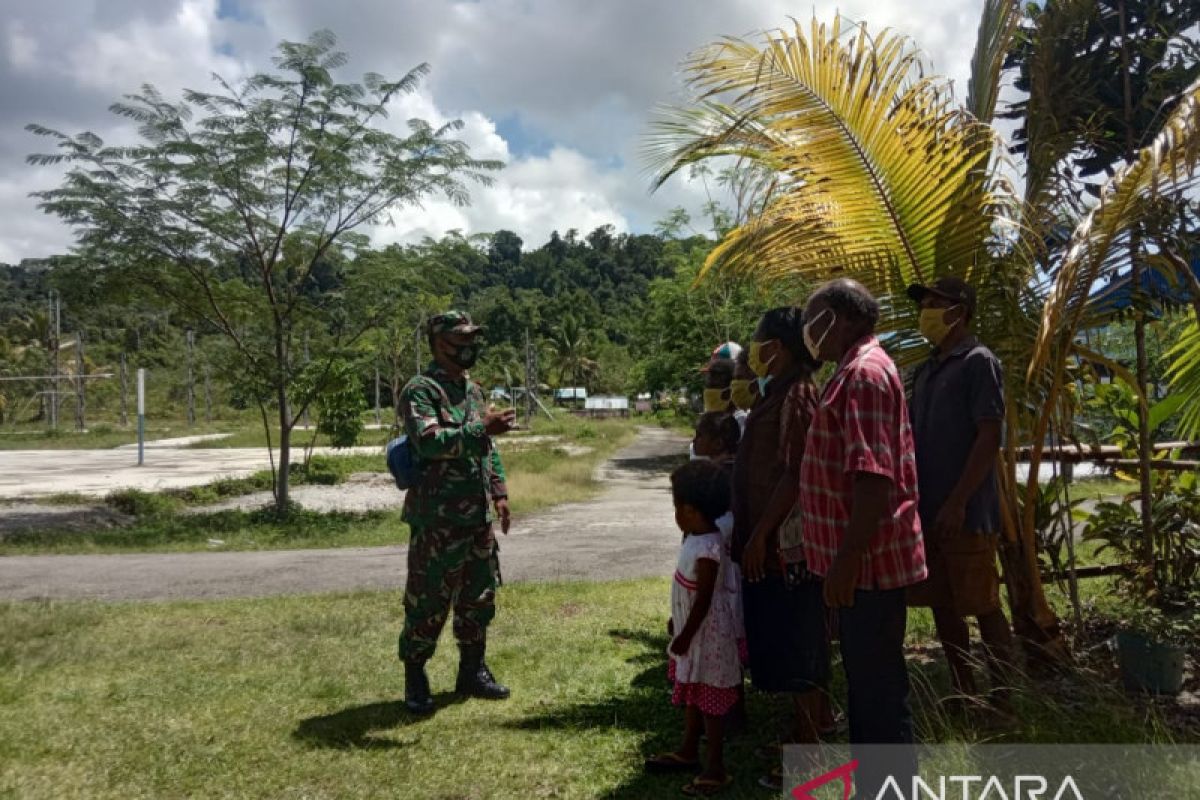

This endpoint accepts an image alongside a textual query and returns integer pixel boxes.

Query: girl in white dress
[645,459,741,796]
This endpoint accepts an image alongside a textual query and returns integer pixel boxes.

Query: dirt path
[0,427,687,602]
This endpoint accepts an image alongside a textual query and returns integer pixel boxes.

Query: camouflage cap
[427,310,483,336]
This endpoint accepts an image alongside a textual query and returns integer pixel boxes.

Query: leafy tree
[550,314,595,391]
[305,357,367,448]
[28,30,499,514]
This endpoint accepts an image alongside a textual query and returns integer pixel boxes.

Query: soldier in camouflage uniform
[399,310,516,715]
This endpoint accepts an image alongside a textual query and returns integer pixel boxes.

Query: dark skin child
[665,501,728,789]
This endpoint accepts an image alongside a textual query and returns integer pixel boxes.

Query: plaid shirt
[800,335,927,590]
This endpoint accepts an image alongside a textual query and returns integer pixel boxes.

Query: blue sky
[0,0,987,262]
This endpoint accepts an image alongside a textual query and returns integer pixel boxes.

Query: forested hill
[0,222,788,425]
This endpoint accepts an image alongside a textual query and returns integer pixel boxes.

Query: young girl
[692,412,748,728]
[645,459,742,796]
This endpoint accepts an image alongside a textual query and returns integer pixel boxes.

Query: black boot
[455,643,510,700]
[404,660,436,715]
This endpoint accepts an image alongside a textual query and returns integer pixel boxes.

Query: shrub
[105,489,180,518]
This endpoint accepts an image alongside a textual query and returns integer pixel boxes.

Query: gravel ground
[190,473,404,514]
[0,427,688,601]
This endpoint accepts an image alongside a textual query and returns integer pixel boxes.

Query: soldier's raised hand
[483,408,517,436]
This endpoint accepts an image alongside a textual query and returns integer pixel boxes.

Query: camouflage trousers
[398,522,500,664]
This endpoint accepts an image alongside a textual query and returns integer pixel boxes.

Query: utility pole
[524,328,536,426]
[137,368,145,466]
[46,291,59,430]
[119,352,129,427]
[374,365,382,426]
[185,329,196,427]
[414,322,422,376]
[74,330,85,432]
[301,331,311,430]
[204,366,213,424]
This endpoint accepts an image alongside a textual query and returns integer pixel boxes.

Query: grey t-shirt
[910,336,1004,534]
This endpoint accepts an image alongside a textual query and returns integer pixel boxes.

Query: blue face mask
[757,375,773,395]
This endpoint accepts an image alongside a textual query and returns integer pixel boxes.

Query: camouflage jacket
[399,363,507,527]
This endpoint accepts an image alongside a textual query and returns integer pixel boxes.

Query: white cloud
[0,0,989,261]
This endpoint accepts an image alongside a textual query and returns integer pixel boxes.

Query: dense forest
[0,221,794,428]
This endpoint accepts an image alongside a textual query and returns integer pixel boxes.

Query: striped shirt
[800,335,927,590]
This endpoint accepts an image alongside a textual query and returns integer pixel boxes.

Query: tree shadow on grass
[293,692,466,750]
[503,627,791,799]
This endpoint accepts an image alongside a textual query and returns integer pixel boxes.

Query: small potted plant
[1083,469,1200,696]
[1114,601,1196,695]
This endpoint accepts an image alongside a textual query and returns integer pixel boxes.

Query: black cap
[907,276,977,314]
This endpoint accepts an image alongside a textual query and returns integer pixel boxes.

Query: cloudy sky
[0,0,987,263]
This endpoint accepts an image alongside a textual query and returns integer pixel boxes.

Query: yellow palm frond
[645,17,1016,359]
[1166,321,1200,438]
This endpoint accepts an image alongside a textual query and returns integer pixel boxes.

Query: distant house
[554,387,588,406]
[580,395,630,418]
[584,395,628,411]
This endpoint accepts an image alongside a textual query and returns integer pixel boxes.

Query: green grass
[0,422,228,450]
[0,508,408,555]
[0,420,640,555]
[0,579,1183,800]
[1069,475,1140,502]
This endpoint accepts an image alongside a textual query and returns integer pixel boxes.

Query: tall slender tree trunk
[185,330,196,428]
[274,326,291,516]
[74,330,85,432]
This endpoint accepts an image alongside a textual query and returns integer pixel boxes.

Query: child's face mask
[702,388,731,413]
[729,379,755,410]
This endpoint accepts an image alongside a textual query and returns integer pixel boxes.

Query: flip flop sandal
[682,775,734,796]
[757,765,784,791]
[645,752,702,774]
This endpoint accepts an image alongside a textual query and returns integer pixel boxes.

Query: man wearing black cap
[398,310,517,715]
[905,277,1015,708]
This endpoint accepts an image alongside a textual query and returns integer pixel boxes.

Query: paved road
[0,427,687,602]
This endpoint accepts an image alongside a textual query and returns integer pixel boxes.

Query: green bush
[299,457,341,486]
[105,489,181,518]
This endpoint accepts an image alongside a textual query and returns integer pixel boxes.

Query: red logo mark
[792,759,859,800]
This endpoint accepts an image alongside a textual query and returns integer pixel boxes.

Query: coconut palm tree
[551,314,596,397]
[647,8,1200,658]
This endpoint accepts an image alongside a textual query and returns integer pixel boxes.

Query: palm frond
[645,17,1009,351]
[966,0,1022,123]
[1029,77,1200,391]
[1166,321,1200,437]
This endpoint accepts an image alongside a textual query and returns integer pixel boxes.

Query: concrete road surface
[0,445,382,500]
[0,427,688,601]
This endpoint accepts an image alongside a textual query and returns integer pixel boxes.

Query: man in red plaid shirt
[800,278,926,794]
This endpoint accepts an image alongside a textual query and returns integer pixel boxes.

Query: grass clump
[104,488,181,518]
[0,508,407,554]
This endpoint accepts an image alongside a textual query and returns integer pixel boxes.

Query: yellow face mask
[918,305,962,346]
[703,388,731,413]
[729,379,755,411]
[748,340,777,378]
